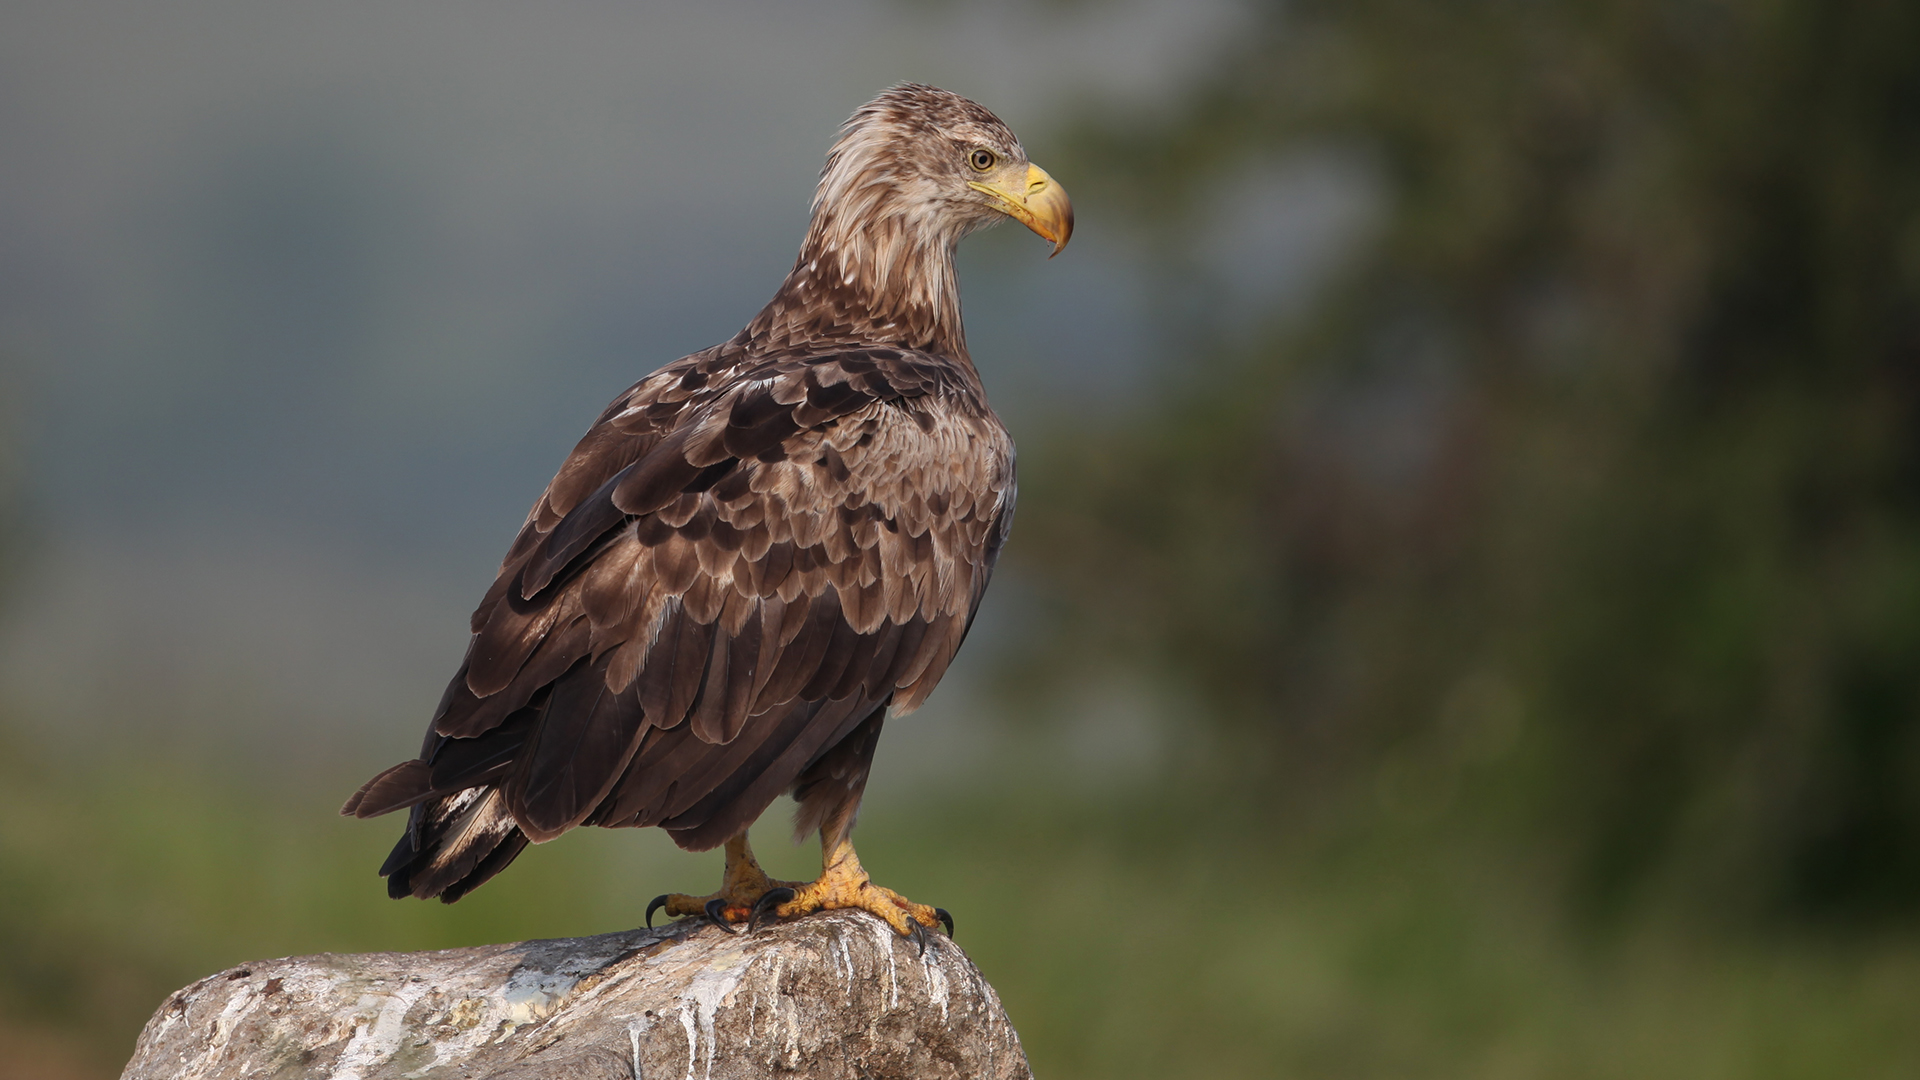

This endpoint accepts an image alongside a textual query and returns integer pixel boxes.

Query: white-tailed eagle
[343,84,1072,942]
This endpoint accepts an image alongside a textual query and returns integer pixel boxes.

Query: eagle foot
[642,836,951,946]
[645,837,801,930]
[770,867,949,943]
[644,885,806,930]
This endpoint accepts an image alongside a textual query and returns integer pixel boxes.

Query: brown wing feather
[348,342,1015,898]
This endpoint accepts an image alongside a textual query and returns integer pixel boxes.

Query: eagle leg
[646,832,800,928]
[770,799,948,941]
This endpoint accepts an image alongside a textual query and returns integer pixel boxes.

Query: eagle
[343,84,1072,942]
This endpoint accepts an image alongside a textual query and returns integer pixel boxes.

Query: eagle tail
[340,759,434,818]
[379,786,529,903]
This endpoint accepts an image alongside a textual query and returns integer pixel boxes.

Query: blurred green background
[4,1,1919,1077]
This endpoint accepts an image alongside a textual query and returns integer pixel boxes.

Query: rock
[119,911,1031,1080]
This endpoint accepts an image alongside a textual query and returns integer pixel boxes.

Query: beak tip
[987,163,1072,259]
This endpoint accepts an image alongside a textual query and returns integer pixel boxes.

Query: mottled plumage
[344,85,1069,909]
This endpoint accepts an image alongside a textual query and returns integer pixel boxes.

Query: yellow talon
[772,839,942,936]
[648,817,946,940]
[647,833,799,927]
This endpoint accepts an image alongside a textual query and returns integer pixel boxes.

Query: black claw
[749,887,795,932]
[645,894,670,928]
[704,898,742,934]
[909,921,930,957]
[934,907,954,938]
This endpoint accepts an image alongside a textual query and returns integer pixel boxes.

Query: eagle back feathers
[348,341,1014,854]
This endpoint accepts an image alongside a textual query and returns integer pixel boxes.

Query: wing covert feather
[383,344,1015,854]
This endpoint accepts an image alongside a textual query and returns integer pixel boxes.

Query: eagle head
[815,83,1073,257]
[755,84,1072,354]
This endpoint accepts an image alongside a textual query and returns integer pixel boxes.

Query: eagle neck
[744,216,969,361]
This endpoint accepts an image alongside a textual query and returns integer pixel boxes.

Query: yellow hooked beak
[970,162,1074,257]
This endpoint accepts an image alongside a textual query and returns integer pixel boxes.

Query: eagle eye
[968,148,997,172]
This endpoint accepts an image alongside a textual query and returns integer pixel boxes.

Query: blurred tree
[1013,0,1920,927]
[0,362,22,607]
